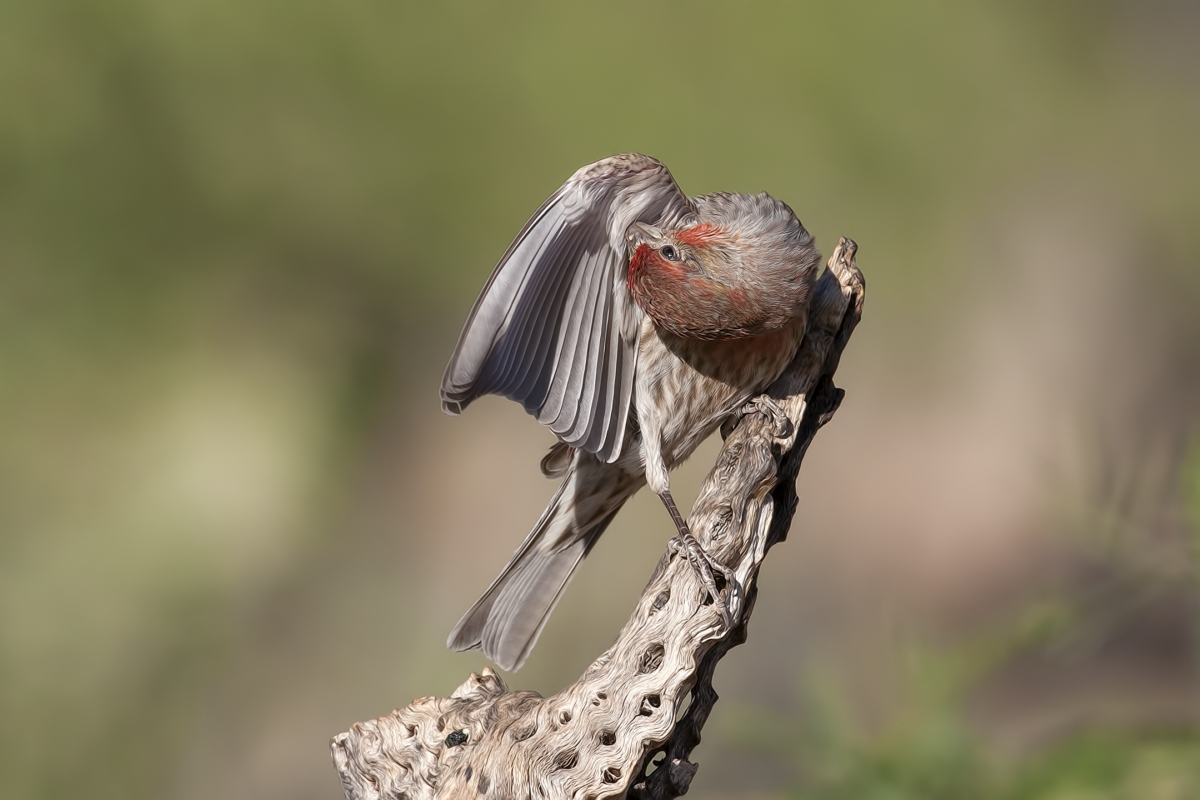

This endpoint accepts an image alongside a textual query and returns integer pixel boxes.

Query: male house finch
[442,154,820,671]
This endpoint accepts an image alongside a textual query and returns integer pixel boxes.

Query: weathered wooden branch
[331,238,865,800]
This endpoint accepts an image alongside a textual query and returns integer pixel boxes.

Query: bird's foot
[737,395,794,443]
[668,530,736,629]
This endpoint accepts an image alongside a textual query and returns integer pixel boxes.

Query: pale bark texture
[331,237,865,800]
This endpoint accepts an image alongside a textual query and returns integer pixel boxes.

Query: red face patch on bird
[675,223,725,248]
[627,242,686,293]
[628,239,770,340]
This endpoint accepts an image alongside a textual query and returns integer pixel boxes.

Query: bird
[441,153,821,671]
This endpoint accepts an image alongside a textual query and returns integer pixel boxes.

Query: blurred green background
[2,1,1199,798]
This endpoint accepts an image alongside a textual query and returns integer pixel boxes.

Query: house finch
[442,154,820,671]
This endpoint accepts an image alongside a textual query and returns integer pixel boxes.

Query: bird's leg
[659,490,736,628]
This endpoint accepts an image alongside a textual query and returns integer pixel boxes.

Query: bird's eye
[660,245,679,262]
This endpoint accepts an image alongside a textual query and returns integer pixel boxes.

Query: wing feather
[441,154,694,462]
[492,217,578,404]
[545,246,605,439]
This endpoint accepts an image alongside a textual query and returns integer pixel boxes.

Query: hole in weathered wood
[602,766,622,784]
[698,571,729,608]
[599,729,616,746]
[638,643,665,673]
[552,749,578,770]
[639,694,661,716]
[651,590,670,612]
[558,709,572,725]
[509,722,536,742]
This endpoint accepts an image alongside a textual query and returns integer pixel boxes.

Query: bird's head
[624,194,819,340]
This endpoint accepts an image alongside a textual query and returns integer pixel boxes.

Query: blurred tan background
[3,2,1199,798]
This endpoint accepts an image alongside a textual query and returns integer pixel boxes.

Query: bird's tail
[447,460,640,671]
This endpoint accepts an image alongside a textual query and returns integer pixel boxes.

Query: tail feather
[447,463,634,671]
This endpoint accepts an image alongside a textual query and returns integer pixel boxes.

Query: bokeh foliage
[726,604,1200,798]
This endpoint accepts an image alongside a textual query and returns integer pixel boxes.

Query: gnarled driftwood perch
[332,237,865,800]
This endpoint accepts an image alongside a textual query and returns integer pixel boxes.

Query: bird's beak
[625,221,662,247]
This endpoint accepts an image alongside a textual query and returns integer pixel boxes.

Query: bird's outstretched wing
[441,154,694,462]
